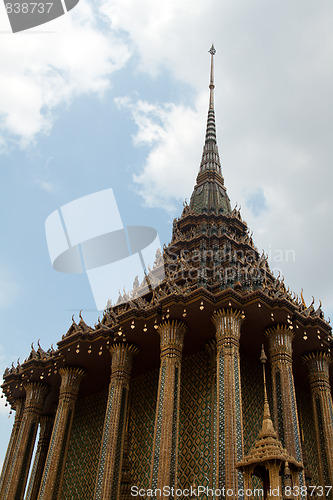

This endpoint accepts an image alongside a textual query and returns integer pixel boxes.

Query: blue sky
[1,0,333,471]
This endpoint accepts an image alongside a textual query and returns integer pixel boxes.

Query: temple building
[1,46,333,500]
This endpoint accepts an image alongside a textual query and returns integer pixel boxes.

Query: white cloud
[0,0,130,147]
[116,94,206,211]
[99,0,209,79]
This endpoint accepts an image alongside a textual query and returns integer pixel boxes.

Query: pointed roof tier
[190,45,231,215]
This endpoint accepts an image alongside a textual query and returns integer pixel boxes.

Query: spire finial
[209,44,216,110]
[188,46,232,215]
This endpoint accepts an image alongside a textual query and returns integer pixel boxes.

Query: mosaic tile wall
[296,386,320,485]
[240,353,265,454]
[128,349,265,495]
[61,389,108,500]
[128,368,159,488]
[178,350,213,498]
[57,349,320,499]
[240,352,267,495]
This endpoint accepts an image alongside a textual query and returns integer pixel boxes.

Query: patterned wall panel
[240,353,265,455]
[178,350,213,499]
[297,386,320,485]
[128,368,159,489]
[240,352,268,495]
[61,389,108,500]
[58,350,319,499]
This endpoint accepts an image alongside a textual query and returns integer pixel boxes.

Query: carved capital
[212,308,244,350]
[302,351,332,392]
[157,320,187,358]
[109,343,139,379]
[265,324,294,364]
[23,382,49,413]
[59,366,85,402]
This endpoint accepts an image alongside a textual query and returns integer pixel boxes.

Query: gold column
[25,415,54,500]
[0,397,25,498]
[150,320,187,495]
[212,308,244,498]
[95,343,138,500]
[4,383,49,500]
[266,326,303,462]
[302,351,333,486]
[38,367,85,500]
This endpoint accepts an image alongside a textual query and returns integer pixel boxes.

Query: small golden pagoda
[236,346,303,499]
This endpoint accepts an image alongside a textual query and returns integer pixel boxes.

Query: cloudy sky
[0,0,332,470]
